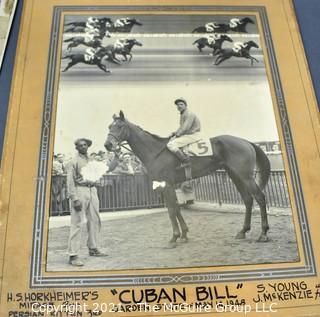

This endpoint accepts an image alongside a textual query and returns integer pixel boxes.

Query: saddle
[179,138,213,180]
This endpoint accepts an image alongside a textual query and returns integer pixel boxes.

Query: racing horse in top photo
[192,17,255,33]
[61,46,121,73]
[104,38,143,62]
[104,111,271,248]
[105,17,143,32]
[193,34,233,54]
[64,17,113,33]
[214,40,260,66]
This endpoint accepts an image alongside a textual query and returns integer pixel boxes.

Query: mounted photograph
[46,12,300,272]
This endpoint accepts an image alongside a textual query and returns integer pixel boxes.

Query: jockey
[85,28,100,41]
[207,34,219,45]
[167,98,201,167]
[85,47,97,61]
[114,38,128,50]
[232,41,248,53]
[205,22,219,32]
[86,16,99,31]
[114,17,131,27]
[229,18,242,28]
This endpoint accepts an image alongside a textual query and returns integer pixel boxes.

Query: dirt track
[46,206,299,271]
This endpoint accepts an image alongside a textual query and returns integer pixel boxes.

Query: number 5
[197,141,209,154]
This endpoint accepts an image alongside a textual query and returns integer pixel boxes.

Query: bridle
[107,124,134,154]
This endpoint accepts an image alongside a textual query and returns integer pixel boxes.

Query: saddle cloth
[181,138,213,157]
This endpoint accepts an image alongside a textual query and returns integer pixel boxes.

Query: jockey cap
[174,98,187,106]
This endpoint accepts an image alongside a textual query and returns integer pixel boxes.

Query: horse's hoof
[235,232,246,239]
[257,235,269,242]
[164,242,177,249]
[180,237,188,243]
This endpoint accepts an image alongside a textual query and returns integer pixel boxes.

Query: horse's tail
[61,54,72,59]
[65,22,75,26]
[251,143,270,190]
[64,37,74,43]
[192,26,205,33]
[192,38,202,45]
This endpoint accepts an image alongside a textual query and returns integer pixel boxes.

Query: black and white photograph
[47,13,299,271]
[0,0,17,69]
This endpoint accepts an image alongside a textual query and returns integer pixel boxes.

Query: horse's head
[241,17,255,25]
[130,18,143,26]
[105,111,130,152]
[246,40,259,49]
[129,39,143,47]
[221,35,233,42]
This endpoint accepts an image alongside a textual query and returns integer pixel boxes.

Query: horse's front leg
[97,62,111,74]
[128,53,133,62]
[164,185,180,248]
[176,207,189,243]
[122,53,128,62]
[251,56,259,66]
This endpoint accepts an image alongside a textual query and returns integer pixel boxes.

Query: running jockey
[205,22,219,32]
[85,28,100,41]
[207,34,220,45]
[114,38,129,50]
[85,47,97,61]
[86,17,99,31]
[232,41,248,53]
[114,17,131,28]
[167,98,201,167]
[229,18,242,28]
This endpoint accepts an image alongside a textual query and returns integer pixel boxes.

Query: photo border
[30,5,316,288]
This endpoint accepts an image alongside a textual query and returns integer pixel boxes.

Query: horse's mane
[128,121,169,142]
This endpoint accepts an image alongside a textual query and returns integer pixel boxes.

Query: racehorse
[63,27,111,51]
[104,111,271,248]
[61,47,120,73]
[192,17,254,34]
[214,40,259,66]
[64,17,113,33]
[105,39,142,62]
[193,35,233,54]
[106,18,143,32]
[64,36,104,51]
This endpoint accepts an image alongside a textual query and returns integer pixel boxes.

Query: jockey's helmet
[174,98,187,106]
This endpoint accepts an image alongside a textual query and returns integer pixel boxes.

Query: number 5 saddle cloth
[181,138,213,157]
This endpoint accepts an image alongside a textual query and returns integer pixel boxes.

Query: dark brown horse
[192,17,254,34]
[61,47,120,73]
[104,111,271,248]
[64,37,103,51]
[105,39,143,62]
[105,18,143,33]
[214,40,259,66]
[64,17,112,33]
[193,34,233,54]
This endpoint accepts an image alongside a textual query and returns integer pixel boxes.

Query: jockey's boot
[174,149,191,168]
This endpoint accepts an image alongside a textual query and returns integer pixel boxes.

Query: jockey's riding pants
[167,132,201,152]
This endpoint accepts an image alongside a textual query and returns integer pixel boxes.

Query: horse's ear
[119,110,125,121]
[112,114,117,120]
